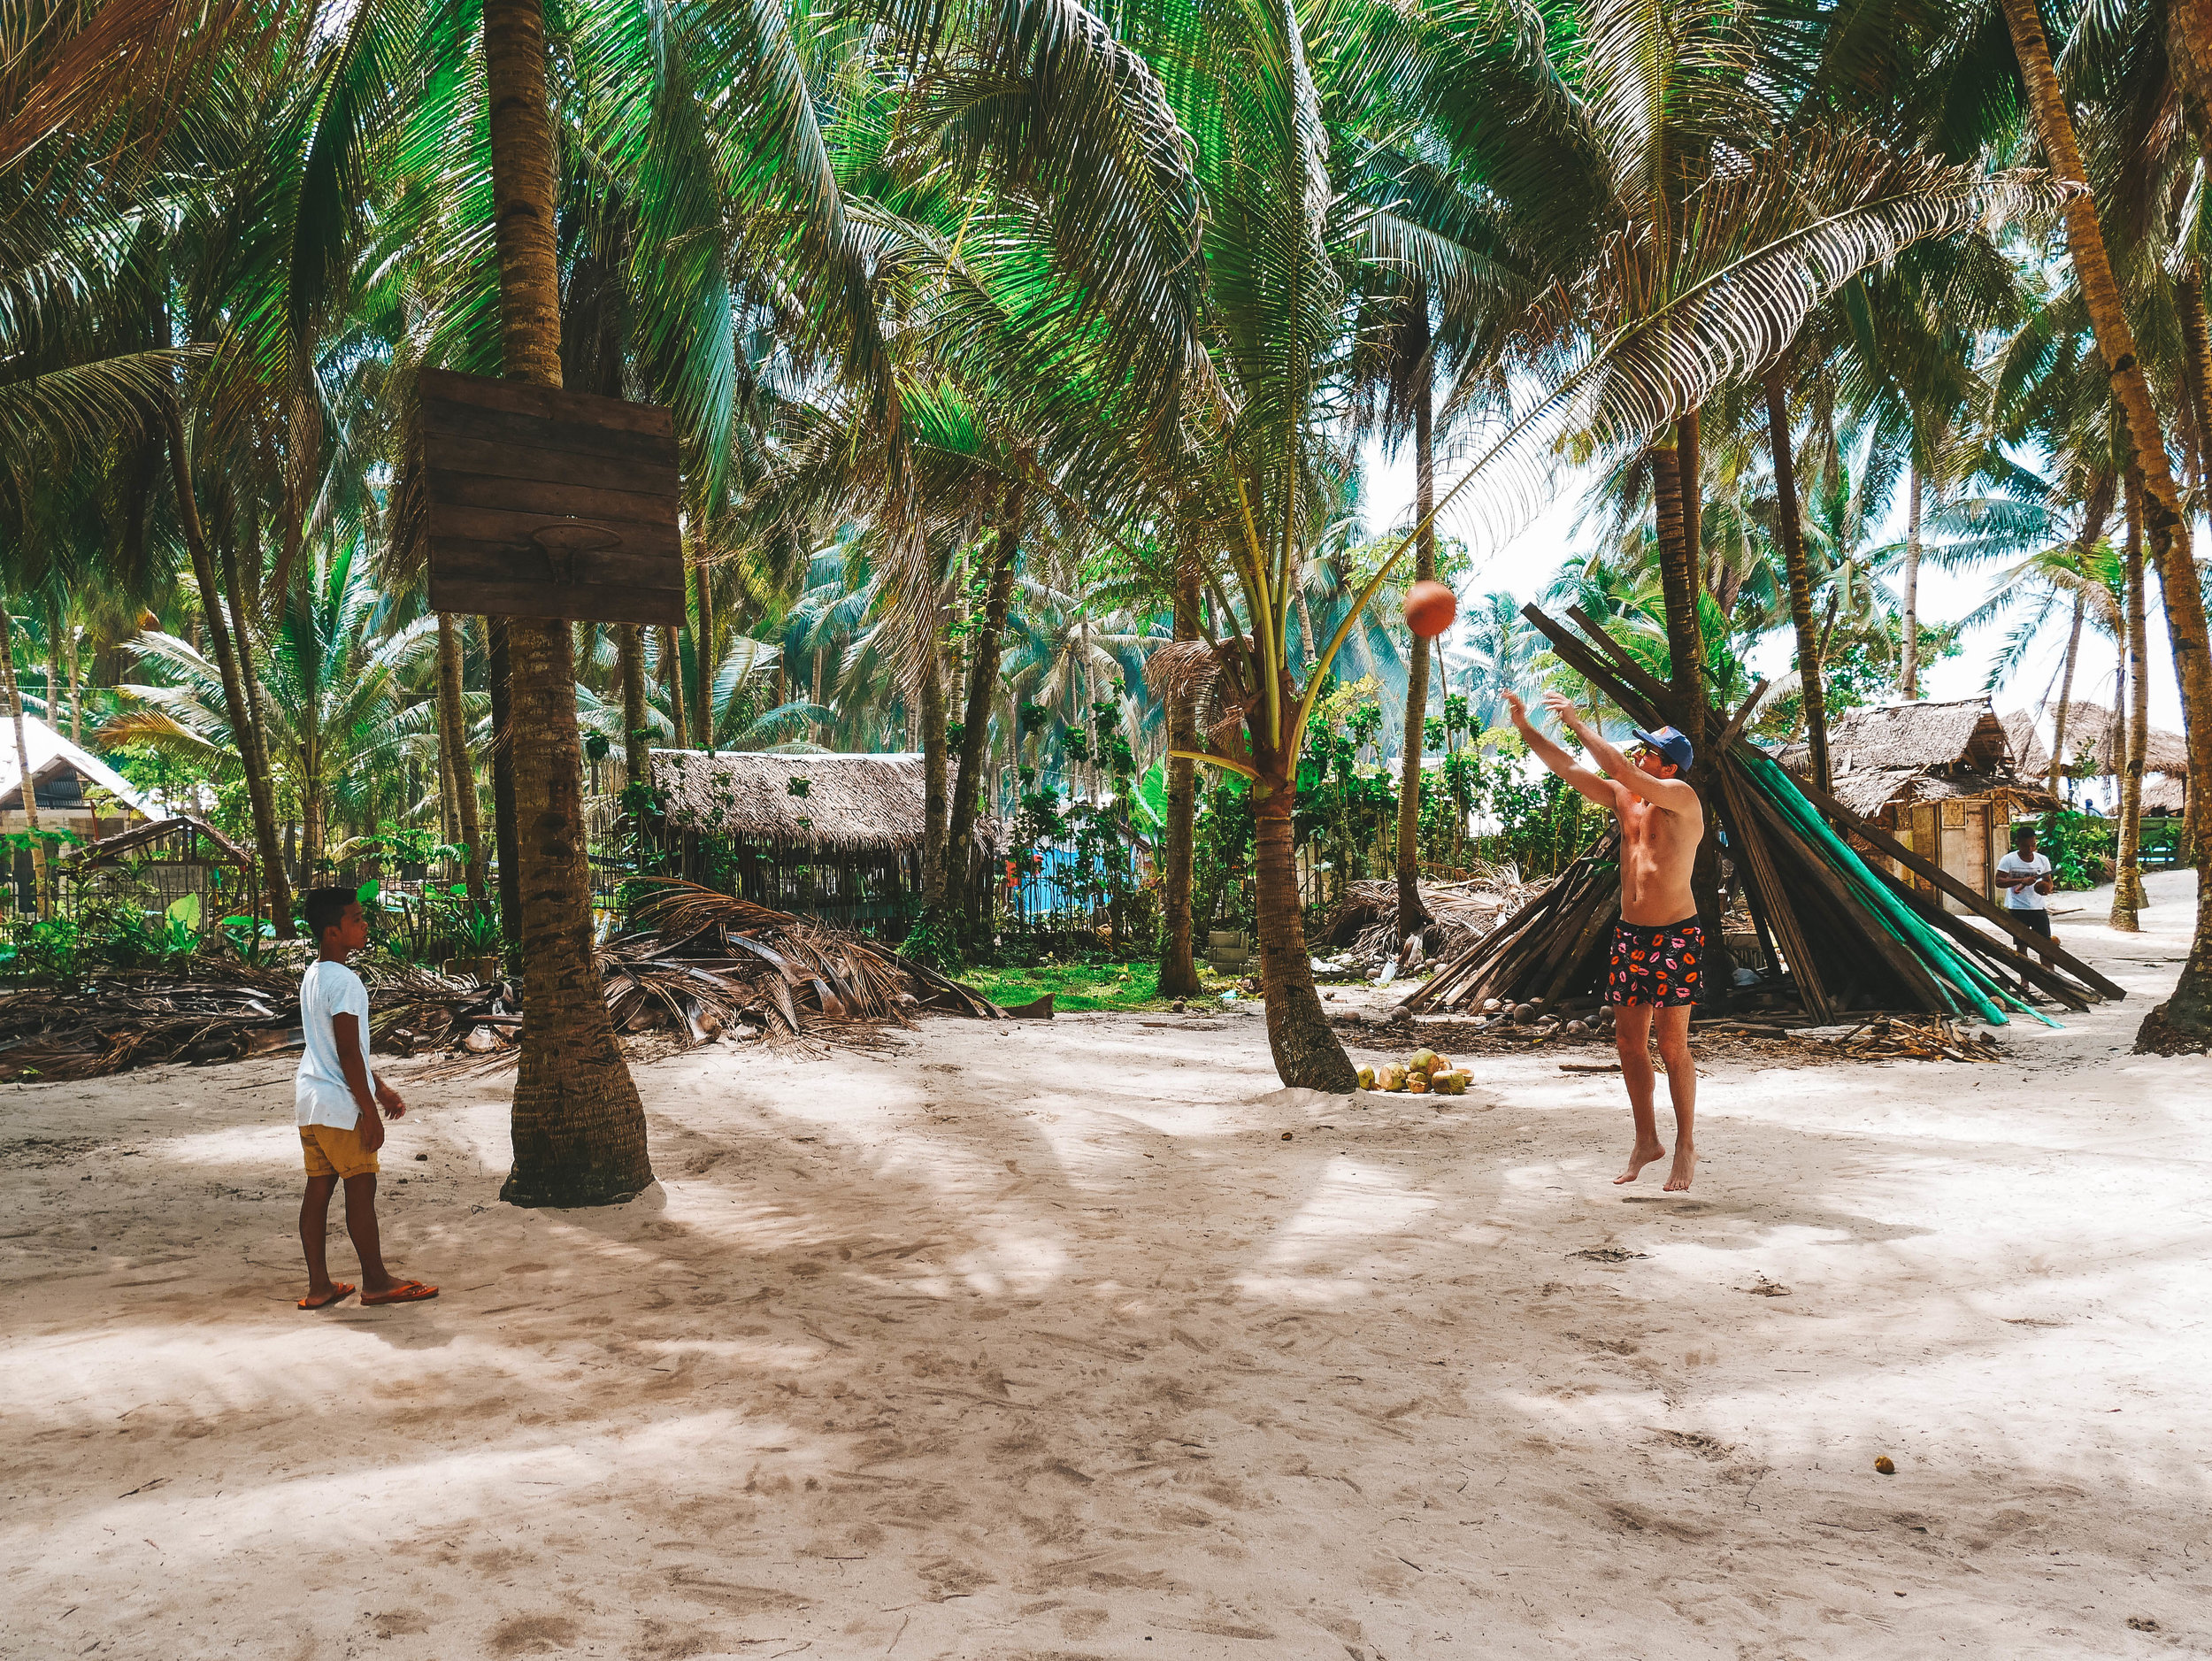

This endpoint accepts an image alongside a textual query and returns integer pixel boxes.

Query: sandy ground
[4,871,2211,1661]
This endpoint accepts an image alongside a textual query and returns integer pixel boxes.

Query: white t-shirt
[1994,850,2053,911]
[296,959,374,1128]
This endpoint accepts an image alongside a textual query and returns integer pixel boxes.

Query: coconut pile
[1355,1044,1473,1096]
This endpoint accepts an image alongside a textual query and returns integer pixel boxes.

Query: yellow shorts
[300,1122,380,1179]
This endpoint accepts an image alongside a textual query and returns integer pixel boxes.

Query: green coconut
[1356,1065,1377,1091]
[1409,1048,1441,1075]
[1377,1063,1408,1092]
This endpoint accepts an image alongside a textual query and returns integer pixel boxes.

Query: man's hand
[1540,690,1589,741]
[376,1079,407,1120]
[1502,688,1531,731]
[358,1110,387,1153]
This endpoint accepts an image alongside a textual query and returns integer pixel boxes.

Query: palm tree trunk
[2001,0,2212,1048]
[918,631,949,945]
[482,0,651,1207]
[2047,473,2113,799]
[1678,408,1702,602]
[1901,459,1923,698]
[1252,735,1357,1092]
[1,602,49,919]
[2048,592,2085,800]
[2177,270,2212,504]
[2112,466,2150,928]
[949,484,1023,937]
[1394,337,1436,943]
[163,401,295,936]
[1654,409,1731,996]
[436,612,487,905]
[1158,552,1202,997]
[1649,435,1703,731]
[1763,369,1830,791]
[690,556,715,753]
[216,519,281,849]
[662,626,687,750]
[65,618,80,745]
[617,624,649,795]
[486,618,521,951]
[43,594,62,747]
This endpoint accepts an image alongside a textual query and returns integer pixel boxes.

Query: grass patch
[962,960,1173,1012]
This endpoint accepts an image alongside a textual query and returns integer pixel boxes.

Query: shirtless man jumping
[1504,690,1705,1191]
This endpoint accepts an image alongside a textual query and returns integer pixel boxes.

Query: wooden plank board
[423,467,678,527]
[414,367,684,627]
[425,576,686,627]
[424,506,682,573]
[419,367,674,436]
[1716,759,1833,1021]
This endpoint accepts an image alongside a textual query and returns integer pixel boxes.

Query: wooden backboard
[417,368,685,627]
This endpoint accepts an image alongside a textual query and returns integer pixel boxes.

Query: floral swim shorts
[1606,917,1704,1007]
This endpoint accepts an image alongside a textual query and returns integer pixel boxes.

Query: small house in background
[0,714,150,838]
[0,715,156,914]
[644,750,995,931]
[58,814,257,921]
[2039,700,2193,811]
[1778,697,2055,912]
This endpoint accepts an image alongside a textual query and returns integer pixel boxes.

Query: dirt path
[4,871,2209,1658]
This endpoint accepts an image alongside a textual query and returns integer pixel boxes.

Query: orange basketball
[1402,579,1458,639]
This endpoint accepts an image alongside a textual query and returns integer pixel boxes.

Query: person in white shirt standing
[1993,823,2057,982]
[295,886,437,1309]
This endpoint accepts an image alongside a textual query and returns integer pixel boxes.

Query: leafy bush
[2038,809,2113,890]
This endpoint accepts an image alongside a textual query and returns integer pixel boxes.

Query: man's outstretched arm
[1540,693,1699,813]
[1504,691,1617,808]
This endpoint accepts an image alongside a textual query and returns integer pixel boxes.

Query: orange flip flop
[361,1280,440,1305]
[298,1282,356,1310]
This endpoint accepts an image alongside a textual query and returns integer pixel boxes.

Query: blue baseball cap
[1631,725,1694,770]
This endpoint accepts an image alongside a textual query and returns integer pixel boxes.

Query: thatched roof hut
[643,750,995,927]
[1778,697,2054,825]
[2001,709,2049,777]
[651,750,946,853]
[2040,702,2192,781]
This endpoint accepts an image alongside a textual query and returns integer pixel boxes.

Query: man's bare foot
[1663,1144,1696,1192]
[1615,1141,1668,1185]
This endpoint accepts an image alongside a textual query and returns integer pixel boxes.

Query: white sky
[1362,439,2187,764]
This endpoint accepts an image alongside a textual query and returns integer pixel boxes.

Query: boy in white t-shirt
[295,886,437,1310]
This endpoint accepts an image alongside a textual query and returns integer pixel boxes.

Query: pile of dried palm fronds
[1815,1016,2005,1063]
[0,880,1007,1083]
[0,961,303,1082]
[389,880,1005,1067]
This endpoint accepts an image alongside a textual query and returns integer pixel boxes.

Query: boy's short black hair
[2012,823,2038,845]
[303,886,359,942]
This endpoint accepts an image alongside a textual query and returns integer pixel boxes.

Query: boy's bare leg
[1655,1004,1697,1190]
[1612,1004,1668,1183]
[300,1174,340,1297]
[342,1173,398,1295]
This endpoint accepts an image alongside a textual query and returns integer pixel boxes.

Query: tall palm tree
[1998,0,2212,1048]
[477,0,651,1206]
